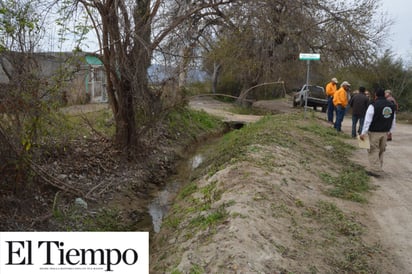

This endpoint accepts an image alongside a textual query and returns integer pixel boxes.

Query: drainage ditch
[146,121,245,233]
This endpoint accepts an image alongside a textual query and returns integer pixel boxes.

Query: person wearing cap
[325,77,338,124]
[349,86,369,138]
[333,81,351,132]
[360,88,396,177]
[384,89,398,141]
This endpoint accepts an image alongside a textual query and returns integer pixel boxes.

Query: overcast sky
[379,0,412,61]
[52,0,411,63]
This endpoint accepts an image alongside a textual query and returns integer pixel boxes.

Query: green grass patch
[313,200,363,236]
[165,107,224,139]
[200,180,222,203]
[198,113,356,177]
[63,108,115,139]
[163,216,181,230]
[189,205,228,230]
[297,122,355,159]
[200,114,299,173]
[170,178,226,233]
[302,200,383,272]
[177,182,198,200]
[303,200,363,239]
[320,165,375,203]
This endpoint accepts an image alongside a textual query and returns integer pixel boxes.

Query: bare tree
[203,0,391,99]
[370,51,412,104]
[64,0,233,153]
[0,0,65,189]
[0,0,52,144]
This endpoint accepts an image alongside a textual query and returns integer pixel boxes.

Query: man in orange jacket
[333,81,351,132]
[325,77,338,124]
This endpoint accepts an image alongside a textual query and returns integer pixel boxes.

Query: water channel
[147,150,206,233]
[146,122,244,233]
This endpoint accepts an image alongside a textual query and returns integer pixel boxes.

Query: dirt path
[308,109,412,272]
[189,97,263,123]
[345,118,412,272]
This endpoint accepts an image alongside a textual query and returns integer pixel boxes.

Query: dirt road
[282,104,412,272]
[347,118,412,272]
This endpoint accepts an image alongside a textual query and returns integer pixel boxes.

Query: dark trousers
[334,105,345,131]
[351,115,364,137]
[327,97,334,123]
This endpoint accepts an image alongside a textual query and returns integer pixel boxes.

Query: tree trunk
[98,0,156,152]
[212,62,222,94]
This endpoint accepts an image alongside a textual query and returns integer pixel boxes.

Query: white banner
[0,232,149,274]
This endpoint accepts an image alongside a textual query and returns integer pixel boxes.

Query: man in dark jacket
[384,89,398,141]
[360,88,396,177]
[349,86,369,138]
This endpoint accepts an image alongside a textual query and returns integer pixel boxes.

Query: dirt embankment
[150,97,412,273]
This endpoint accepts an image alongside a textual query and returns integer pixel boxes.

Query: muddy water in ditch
[148,151,206,233]
[146,124,242,233]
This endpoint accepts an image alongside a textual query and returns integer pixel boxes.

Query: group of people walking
[325,77,397,177]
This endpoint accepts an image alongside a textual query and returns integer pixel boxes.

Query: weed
[178,182,198,200]
[295,199,304,207]
[54,206,130,231]
[271,203,295,218]
[189,264,204,274]
[320,165,374,203]
[329,242,383,273]
[163,216,181,229]
[200,180,221,203]
[189,206,228,230]
[312,200,363,236]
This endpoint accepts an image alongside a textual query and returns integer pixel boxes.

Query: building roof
[85,55,103,66]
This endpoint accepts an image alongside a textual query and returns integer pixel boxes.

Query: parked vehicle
[292,85,327,112]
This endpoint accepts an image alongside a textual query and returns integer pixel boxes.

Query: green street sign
[299,53,320,61]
